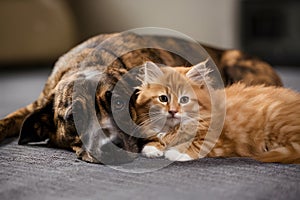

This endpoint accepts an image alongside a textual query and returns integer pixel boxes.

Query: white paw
[164,149,193,161]
[142,145,164,158]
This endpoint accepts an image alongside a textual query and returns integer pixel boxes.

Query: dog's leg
[0,101,37,142]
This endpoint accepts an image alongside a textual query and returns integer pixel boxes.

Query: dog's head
[18,64,144,165]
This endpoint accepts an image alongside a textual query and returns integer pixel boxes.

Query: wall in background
[72,0,240,49]
[0,0,241,65]
[0,0,77,65]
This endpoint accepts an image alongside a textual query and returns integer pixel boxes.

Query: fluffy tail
[0,102,36,142]
[254,143,300,164]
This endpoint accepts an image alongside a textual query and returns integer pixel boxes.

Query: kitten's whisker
[139,116,166,128]
[183,115,210,129]
[138,112,163,119]
[133,119,163,137]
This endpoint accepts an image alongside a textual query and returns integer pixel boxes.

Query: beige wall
[0,0,240,64]
[74,0,240,48]
[0,0,77,64]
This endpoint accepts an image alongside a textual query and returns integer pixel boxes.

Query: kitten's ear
[186,59,212,85]
[141,61,164,84]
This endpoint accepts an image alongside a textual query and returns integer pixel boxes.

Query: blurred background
[1,0,300,66]
[0,0,299,117]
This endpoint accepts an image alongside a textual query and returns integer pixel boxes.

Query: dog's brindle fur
[0,32,282,164]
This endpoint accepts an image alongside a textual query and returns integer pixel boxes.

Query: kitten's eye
[158,95,168,103]
[180,96,189,104]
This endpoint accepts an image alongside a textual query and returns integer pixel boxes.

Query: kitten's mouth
[167,116,181,124]
[167,116,179,120]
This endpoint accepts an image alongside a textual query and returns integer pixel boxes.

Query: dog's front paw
[142,145,164,158]
[164,148,193,161]
[76,148,101,164]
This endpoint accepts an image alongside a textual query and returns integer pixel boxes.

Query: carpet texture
[1,67,300,200]
[1,139,300,200]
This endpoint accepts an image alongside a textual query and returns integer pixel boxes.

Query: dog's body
[0,32,282,164]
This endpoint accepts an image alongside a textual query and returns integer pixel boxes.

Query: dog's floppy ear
[18,101,55,145]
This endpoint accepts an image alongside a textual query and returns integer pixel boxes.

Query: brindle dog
[0,32,282,164]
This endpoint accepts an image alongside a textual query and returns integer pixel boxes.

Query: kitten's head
[135,61,212,137]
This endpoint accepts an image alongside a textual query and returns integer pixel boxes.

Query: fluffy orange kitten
[135,61,300,164]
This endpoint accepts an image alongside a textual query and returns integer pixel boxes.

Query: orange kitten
[135,61,300,164]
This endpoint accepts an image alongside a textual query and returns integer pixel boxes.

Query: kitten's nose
[168,110,178,117]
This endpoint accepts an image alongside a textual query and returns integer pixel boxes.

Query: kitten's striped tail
[254,142,300,164]
[0,102,37,142]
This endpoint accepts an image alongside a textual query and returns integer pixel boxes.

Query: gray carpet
[1,67,300,200]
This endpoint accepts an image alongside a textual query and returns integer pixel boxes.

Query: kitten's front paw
[142,145,164,158]
[164,149,193,161]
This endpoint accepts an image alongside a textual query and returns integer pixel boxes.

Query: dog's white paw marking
[142,145,164,158]
[164,149,193,161]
